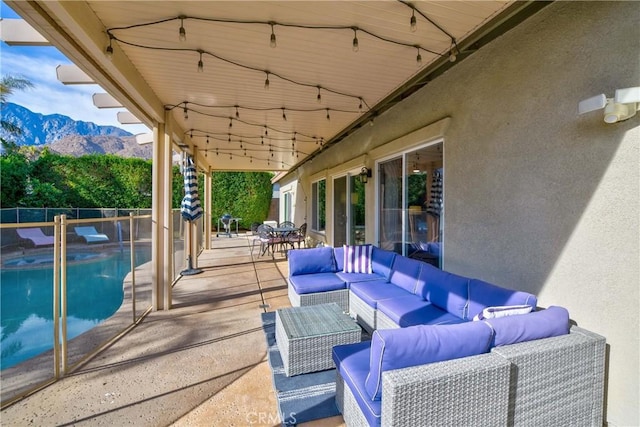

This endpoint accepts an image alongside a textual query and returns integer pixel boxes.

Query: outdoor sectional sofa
[286,245,606,426]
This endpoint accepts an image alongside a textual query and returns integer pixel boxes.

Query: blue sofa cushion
[288,247,336,276]
[289,273,346,294]
[388,255,423,294]
[350,280,413,308]
[414,262,449,298]
[376,295,466,327]
[336,271,384,286]
[365,322,494,400]
[467,279,538,321]
[333,342,382,427]
[424,271,470,320]
[371,247,396,280]
[343,244,373,273]
[334,246,345,271]
[485,305,570,347]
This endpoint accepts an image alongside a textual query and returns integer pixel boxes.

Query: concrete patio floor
[1,234,345,426]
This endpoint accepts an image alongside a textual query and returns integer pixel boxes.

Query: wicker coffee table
[275,303,361,376]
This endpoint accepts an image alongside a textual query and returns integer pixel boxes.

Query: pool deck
[0,234,345,427]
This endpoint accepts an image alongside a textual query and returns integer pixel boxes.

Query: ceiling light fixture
[578,87,640,124]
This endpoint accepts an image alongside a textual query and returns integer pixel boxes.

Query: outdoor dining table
[270,226,299,253]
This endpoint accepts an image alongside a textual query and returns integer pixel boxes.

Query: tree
[0,75,34,153]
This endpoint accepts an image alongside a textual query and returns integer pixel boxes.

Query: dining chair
[287,223,307,249]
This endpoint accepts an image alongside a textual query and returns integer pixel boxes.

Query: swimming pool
[1,249,151,369]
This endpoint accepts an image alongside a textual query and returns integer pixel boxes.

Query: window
[283,192,292,222]
[311,179,326,232]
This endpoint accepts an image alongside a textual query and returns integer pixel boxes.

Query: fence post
[130,212,137,322]
[60,215,68,375]
[53,215,61,379]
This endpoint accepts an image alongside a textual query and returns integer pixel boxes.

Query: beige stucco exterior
[281,2,639,425]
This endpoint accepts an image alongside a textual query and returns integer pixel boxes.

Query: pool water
[0,249,151,370]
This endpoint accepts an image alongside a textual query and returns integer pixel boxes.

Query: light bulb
[416,52,422,66]
[264,72,270,90]
[352,28,359,52]
[270,24,277,48]
[317,87,322,103]
[410,11,417,32]
[105,44,113,59]
[179,17,187,42]
[197,51,204,72]
[183,107,188,120]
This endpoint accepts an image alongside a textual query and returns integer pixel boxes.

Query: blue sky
[1,2,149,135]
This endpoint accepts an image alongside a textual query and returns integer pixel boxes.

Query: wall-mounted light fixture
[359,167,372,184]
[578,87,640,124]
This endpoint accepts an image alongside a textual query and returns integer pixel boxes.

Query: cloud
[2,45,149,135]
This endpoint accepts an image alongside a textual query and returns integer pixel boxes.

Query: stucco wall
[282,2,639,424]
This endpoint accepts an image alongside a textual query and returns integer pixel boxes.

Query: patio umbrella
[180,157,203,275]
[181,157,203,222]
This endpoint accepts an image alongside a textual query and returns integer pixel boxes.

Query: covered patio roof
[5,0,547,173]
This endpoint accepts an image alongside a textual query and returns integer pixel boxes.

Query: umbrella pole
[181,220,202,276]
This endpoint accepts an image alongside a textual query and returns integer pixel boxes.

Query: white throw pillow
[473,304,533,321]
[343,244,373,274]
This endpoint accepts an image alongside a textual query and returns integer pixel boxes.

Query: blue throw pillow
[484,305,570,347]
[364,322,494,400]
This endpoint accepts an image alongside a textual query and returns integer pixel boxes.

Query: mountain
[1,102,152,159]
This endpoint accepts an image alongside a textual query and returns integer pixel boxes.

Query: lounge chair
[16,228,55,247]
[74,226,109,243]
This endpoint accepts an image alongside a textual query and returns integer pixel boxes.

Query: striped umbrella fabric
[180,158,203,221]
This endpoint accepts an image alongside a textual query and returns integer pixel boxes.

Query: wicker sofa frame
[335,325,605,426]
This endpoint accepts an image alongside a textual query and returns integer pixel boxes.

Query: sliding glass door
[333,173,366,247]
[377,142,443,267]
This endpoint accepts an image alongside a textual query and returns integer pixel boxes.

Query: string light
[317,86,322,104]
[105,36,114,59]
[410,9,417,32]
[179,16,187,41]
[269,22,277,48]
[264,71,270,90]
[449,43,458,62]
[282,108,287,121]
[235,105,240,119]
[326,108,330,121]
[415,46,422,66]
[197,49,204,72]
[352,27,359,52]
[183,104,189,119]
